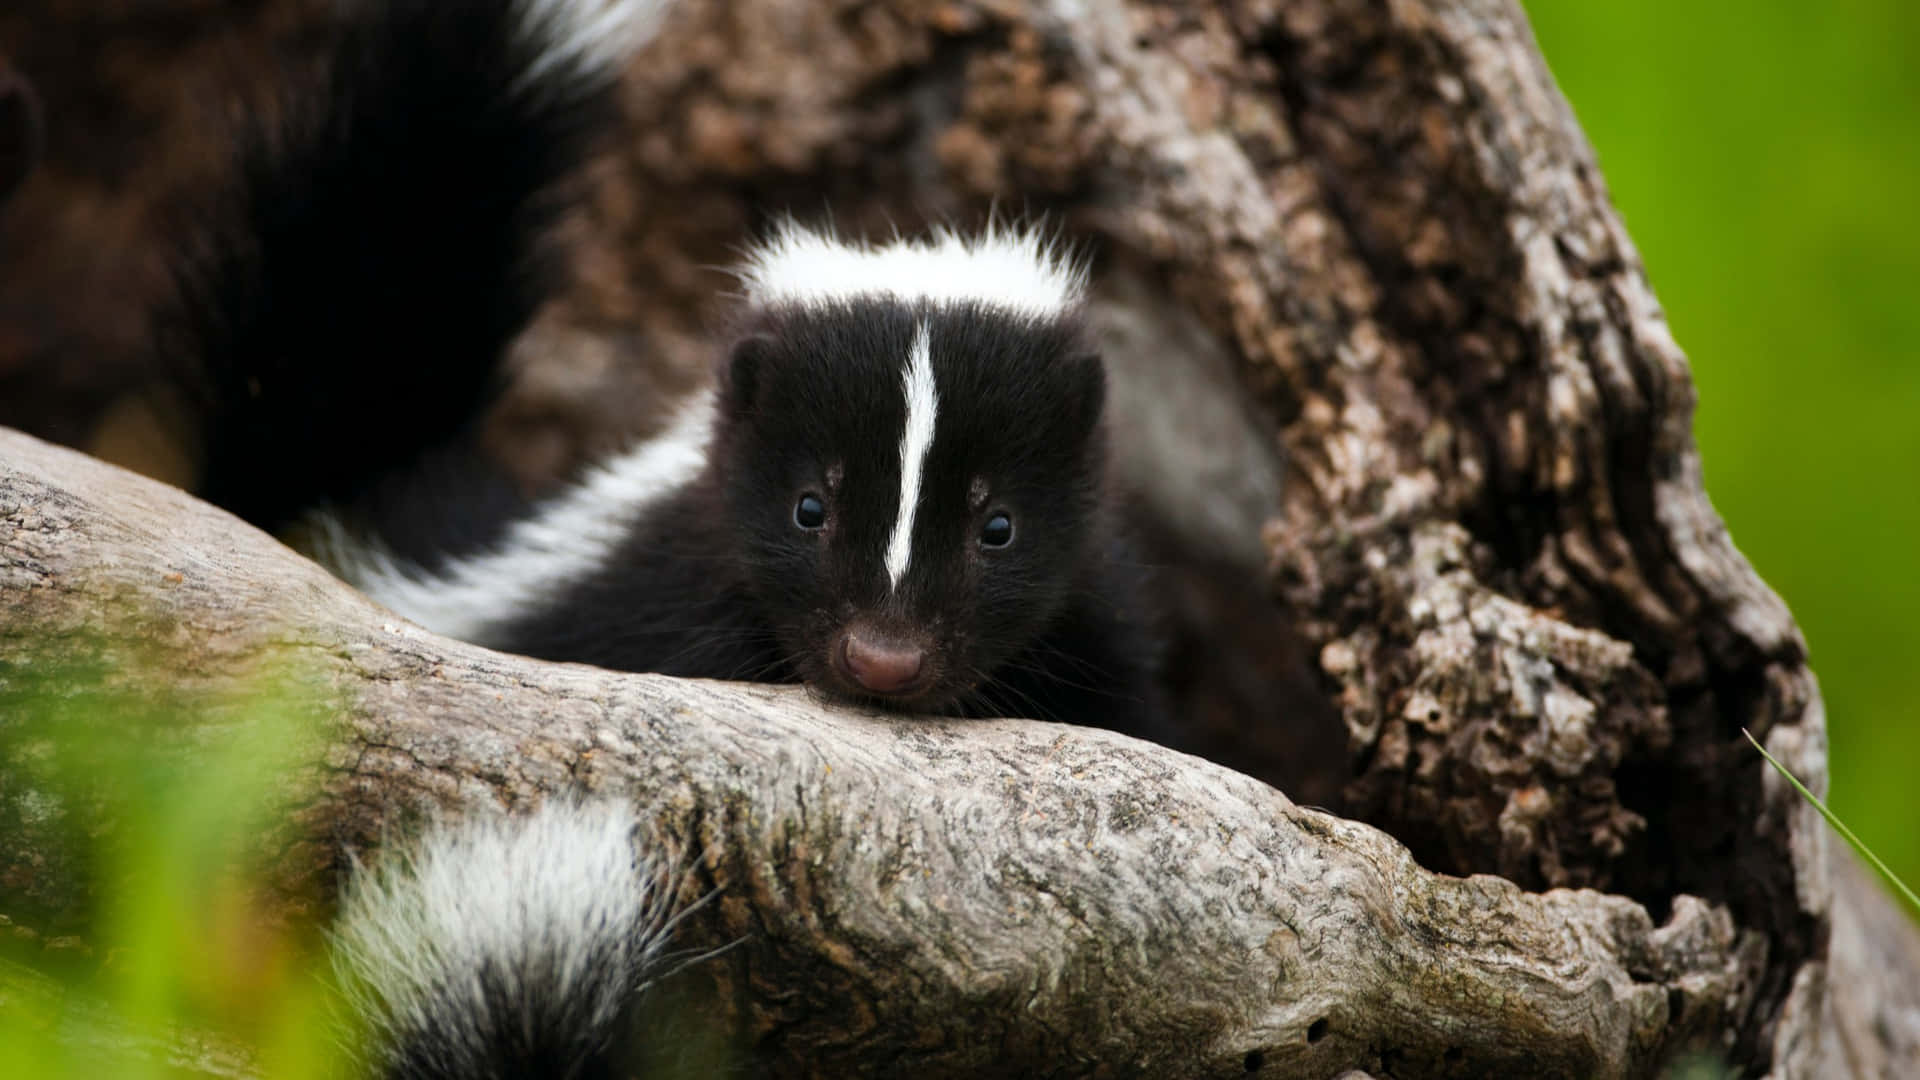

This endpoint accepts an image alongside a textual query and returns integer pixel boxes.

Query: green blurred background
[1522,1,1920,889]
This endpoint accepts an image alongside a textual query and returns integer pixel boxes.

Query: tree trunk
[0,0,1910,1076]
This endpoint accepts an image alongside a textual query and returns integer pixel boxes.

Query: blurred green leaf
[0,641,354,1079]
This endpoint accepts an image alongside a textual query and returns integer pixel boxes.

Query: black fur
[496,299,1166,737]
[159,0,622,537]
[0,59,41,207]
[373,954,662,1080]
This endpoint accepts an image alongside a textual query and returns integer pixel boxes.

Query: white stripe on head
[884,322,938,590]
[736,219,1087,321]
[513,0,670,92]
[311,391,715,643]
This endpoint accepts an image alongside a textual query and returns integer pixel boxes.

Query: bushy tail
[163,0,665,534]
[331,799,686,1080]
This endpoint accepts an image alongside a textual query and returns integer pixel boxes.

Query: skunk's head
[717,223,1105,714]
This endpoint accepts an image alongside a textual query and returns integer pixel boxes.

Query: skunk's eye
[980,512,1013,548]
[794,493,826,530]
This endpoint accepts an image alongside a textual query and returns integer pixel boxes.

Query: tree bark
[0,0,1909,1076]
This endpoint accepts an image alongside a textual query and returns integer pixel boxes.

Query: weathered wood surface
[0,426,1856,1080]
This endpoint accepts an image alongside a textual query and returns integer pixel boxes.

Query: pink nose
[838,629,927,695]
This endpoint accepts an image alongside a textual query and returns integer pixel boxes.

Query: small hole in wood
[1306,1018,1328,1043]
[1243,1050,1264,1072]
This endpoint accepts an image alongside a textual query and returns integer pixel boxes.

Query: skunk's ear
[1064,350,1108,443]
[721,333,776,416]
[0,60,41,208]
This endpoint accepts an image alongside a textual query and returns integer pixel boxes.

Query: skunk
[162,0,1164,735]
[331,799,697,1080]
[316,221,1167,735]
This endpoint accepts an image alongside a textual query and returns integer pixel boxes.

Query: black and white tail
[331,800,684,1080]
[162,0,666,535]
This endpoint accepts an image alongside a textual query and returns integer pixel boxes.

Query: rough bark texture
[0,0,1905,1077]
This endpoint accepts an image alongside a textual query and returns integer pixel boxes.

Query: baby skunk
[331,799,697,1080]
[322,222,1166,736]
[161,0,1162,734]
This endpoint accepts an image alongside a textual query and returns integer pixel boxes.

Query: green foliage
[0,648,360,1078]
[1523,0,1920,894]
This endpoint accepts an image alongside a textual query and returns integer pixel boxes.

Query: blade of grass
[1744,727,1919,916]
